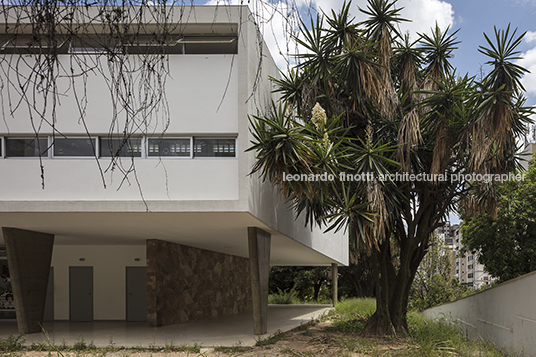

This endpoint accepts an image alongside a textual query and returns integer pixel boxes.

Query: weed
[30,341,50,351]
[255,329,285,347]
[72,337,95,351]
[0,334,25,352]
[215,340,251,354]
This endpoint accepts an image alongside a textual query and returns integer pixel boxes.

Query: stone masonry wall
[146,239,251,327]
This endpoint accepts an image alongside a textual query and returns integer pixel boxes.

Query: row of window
[0,136,237,159]
[0,36,238,55]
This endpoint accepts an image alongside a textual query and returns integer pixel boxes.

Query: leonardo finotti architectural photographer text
[282,172,526,183]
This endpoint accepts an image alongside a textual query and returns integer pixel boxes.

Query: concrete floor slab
[0,305,332,348]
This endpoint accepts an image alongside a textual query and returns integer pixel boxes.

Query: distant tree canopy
[462,158,536,282]
[249,0,534,335]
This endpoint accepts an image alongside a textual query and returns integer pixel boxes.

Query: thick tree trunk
[364,237,424,336]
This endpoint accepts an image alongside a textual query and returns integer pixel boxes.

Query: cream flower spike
[311,102,326,130]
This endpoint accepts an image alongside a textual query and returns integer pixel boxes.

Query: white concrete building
[451,225,495,289]
[0,5,347,334]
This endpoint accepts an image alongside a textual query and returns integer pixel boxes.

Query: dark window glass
[6,138,48,157]
[194,138,236,157]
[184,42,237,54]
[147,138,190,157]
[100,138,142,157]
[468,273,474,279]
[54,138,96,157]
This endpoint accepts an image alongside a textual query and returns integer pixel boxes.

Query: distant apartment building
[435,222,496,289]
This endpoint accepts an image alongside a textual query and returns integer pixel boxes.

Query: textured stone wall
[146,239,251,327]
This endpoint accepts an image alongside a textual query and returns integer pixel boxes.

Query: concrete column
[248,227,271,335]
[2,227,54,334]
[331,263,338,307]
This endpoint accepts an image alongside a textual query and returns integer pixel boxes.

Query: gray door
[69,267,93,322]
[126,267,147,322]
[43,267,54,321]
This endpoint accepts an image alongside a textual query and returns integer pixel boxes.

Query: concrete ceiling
[0,211,338,266]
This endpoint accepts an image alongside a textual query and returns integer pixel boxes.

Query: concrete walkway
[0,305,332,348]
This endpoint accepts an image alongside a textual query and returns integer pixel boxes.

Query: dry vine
[0,0,305,196]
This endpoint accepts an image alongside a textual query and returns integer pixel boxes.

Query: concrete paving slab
[0,305,332,348]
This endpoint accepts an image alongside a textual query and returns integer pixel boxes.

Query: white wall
[51,245,146,320]
[0,158,239,201]
[0,54,240,202]
[0,55,238,135]
[423,271,536,356]
[238,17,348,266]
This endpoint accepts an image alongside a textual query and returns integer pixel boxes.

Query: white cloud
[396,0,454,38]
[312,0,454,39]
[526,31,536,43]
[518,46,536,96]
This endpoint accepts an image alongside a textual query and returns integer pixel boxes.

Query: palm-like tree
[249,0,533,335]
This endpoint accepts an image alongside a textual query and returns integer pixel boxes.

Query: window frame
[192,136,237,159]
[52,136,99,159]
[99,136,144,159]
[4,136,51,159]
[145,136,193,159]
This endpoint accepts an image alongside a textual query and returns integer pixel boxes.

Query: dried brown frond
[471,99,513,174]
[361,178,389,252]
[301,82,318,119]
[397,107,421,171]
[399,55,417,102]
[377,31,398,119]
[430,121,451,176]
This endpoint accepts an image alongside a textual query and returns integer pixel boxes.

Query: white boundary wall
[422,271,536,356]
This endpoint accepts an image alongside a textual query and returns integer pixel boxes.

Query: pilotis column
[3,227,54,334]
[248,227,271,335]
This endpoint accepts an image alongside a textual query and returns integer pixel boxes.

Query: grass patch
[325,298,375,333]
[322,298,512,356]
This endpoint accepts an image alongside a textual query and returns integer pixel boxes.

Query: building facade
[0,5,347,334]
[436,222,495,289]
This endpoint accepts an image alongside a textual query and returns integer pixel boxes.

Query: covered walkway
[0,305,332,348]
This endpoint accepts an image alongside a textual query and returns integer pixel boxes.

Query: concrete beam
[248,227,271,335]
[331,263,338,306]
[2,227,54,334]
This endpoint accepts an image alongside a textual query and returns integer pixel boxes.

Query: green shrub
[268,287,300,304]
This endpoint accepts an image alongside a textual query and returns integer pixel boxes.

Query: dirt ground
[11,321,411,357]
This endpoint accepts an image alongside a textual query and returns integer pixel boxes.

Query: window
[147,138,191,157]
[194,138,236,157]
[468,273,474,279]
[100,138,142,157]
[468,255,474,261]
[468,264,474,270]
[1,35,69,54]
[178,37,238,54]
[5,138,49,157]
[54,138,96,157]
[0,135,237,159]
